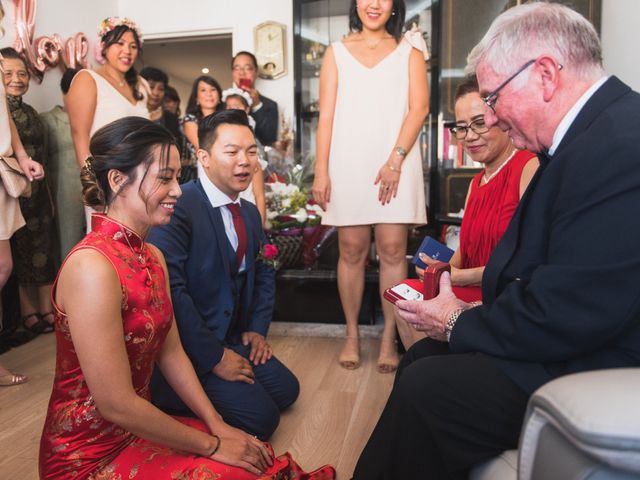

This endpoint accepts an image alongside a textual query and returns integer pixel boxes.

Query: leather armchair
[470,369,640,480]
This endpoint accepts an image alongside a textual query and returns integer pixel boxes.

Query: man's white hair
[466,1,603,81]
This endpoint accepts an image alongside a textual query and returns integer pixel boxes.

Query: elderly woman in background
[1,47,57,336]
[397,76,538,350]
[0,2,44,385]
[183,75,223,177]
[66,16,148,229]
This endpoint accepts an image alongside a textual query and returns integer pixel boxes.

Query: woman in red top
[399,77,538,349]
[38,117,334,480]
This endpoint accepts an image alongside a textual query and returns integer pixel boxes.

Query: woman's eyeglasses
[449,117,490,140]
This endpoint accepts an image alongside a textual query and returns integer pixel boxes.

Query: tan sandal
[338,336,360,370]
[377,339,400,374]
[0,373,28,387]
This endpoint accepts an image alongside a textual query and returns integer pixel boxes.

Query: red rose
[263,244,278,260]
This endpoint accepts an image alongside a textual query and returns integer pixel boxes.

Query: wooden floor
[0,333,394,479]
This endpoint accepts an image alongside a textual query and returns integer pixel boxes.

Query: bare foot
[377,337,400,374]
[339,336,360,370]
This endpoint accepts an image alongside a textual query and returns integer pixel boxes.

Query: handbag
[0,155,32,198]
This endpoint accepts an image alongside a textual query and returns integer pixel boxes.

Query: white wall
[601,0,640,92]
[118,0,294,124]
[3,0,638,115]
[1,0,118,112]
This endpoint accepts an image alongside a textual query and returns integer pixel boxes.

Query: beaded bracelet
[206,435,221,457]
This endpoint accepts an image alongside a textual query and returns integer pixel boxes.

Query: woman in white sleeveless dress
[0,3,44,385]
[66,17,149,231]
[313,0,429,372]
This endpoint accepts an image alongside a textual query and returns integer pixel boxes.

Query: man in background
[231,51,279,146]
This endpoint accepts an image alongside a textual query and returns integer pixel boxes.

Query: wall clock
[254,21,287,80]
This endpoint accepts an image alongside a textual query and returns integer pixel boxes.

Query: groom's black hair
[198,109,254,152]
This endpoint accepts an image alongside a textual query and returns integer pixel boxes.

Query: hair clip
[84,155,94,171]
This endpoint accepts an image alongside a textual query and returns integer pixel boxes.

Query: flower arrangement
[265,164,322,233]
[97,17,143,43]
[264,161,324,270]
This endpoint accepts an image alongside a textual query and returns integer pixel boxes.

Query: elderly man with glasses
[352,3,640,479]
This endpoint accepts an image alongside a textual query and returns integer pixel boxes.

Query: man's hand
[212,348,255,384]
[241,85,261,109]
[395,272,469,341]
[241,331,273,366]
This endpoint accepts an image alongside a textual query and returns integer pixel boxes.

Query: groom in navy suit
[148,109,298,440]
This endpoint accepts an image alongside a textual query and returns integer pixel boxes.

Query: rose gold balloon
[11,0,90,81]
[73,32,89,69]
[35,35,60,68]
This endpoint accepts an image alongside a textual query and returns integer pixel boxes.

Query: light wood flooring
[0,333,394,479]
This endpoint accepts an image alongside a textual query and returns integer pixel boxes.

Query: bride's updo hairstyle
[81,116,177,209]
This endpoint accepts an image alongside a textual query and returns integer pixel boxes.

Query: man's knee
[395,356,449,408]
[277,368,300,410]
[228,396,281,440]
[396,338,450,383]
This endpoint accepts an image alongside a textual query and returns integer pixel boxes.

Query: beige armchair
[470,369,640,480]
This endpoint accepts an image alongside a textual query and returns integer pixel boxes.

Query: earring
[392,10,396,16]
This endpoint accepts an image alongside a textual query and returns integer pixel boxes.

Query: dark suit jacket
[251,94,278,146]
[450,77,640,394]
[148,180,275,375]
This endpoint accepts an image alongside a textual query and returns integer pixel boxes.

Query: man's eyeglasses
[449,117,490,140]
[482,59,536,113]
[232,65,255,73]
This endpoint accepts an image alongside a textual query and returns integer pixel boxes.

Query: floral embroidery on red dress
[39,214,336,480]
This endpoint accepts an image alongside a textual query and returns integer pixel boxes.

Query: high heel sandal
[0,372,28,387]
[338,336,361,370]
[22,313,44,335]
[39,311,55,333]
[377,339,400,374]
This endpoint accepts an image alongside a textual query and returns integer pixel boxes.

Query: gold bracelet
[206,435,221,457]
[387,163,402,173]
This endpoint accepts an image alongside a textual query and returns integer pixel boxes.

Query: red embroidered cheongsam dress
[455,149,536,302]
[39,214,335,480]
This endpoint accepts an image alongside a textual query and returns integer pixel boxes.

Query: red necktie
[227,203,247,271]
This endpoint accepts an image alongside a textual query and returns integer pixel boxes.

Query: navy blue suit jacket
[450,77,640,394]
[148,180,275,375]
[251,94,278,146]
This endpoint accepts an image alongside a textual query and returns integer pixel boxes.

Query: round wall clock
[254,21,287,80]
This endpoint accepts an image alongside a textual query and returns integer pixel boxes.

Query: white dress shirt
[548,76,608,155]
[199,175,247,272]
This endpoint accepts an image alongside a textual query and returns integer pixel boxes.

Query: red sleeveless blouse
[460,149,536,269]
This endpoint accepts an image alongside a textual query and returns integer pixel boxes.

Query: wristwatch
[394,146,407,157]
[445,308,465,341]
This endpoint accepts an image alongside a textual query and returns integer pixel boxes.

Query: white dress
[321,39,427,226]
[74,70,149,230]
[79,69,149,136]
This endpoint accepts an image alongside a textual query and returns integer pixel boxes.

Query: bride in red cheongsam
[38,117,335,480]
